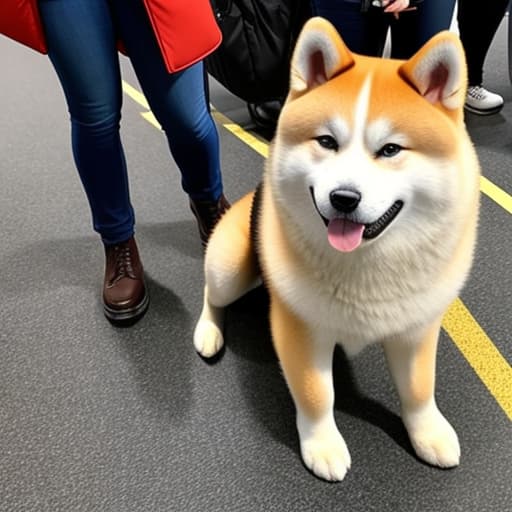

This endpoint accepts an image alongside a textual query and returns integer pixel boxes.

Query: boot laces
[111,244,135,284]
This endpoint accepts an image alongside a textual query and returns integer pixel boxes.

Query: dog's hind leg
[194,192,260,358]
[270,293,351,482]
[383,318,460,468]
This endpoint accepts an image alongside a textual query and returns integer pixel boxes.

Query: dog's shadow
[223,287,413,457]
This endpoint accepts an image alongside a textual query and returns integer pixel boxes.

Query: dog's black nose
[329,189,361,213]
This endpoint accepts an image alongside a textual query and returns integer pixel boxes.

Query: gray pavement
[0,17,510,512]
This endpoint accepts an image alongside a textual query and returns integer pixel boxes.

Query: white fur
[194,286,225,358]
[298,408,352,481]
[295,333,352,481]
[383,335,460,468]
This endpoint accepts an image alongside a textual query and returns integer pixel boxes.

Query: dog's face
[270,18,470,256]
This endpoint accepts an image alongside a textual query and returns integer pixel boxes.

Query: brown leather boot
[103,236,149,324]
[189,194,230,248]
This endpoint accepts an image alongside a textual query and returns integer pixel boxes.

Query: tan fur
[383,319,442,409]
[194,18,479,481]
[270,293,330,419]
[205,191,258,308]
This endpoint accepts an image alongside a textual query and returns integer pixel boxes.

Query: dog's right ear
[289,17,355,100]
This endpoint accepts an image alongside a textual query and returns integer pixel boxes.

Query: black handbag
[206,0,310,104]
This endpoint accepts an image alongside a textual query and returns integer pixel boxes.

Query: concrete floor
[0,14,510,512]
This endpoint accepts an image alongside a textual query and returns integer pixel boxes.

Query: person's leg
[416,0,456,42]
[110,0,228,245]
[309,0,389,56]
[38,0,148,323]
[110,0,223,201]
[458,0,508,114]
[458,0,508,86]
[389,0,456,60]
[388,10,420,60]
[38,0,134,245]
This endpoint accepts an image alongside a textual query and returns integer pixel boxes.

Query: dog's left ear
[399,31,467,110]
[288,17,355,99]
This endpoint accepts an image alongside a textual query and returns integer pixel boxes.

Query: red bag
[0,0,48,54]
[142,0,222,72]
[0,0,220,73]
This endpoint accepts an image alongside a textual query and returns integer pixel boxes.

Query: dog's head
[270,17,476,256]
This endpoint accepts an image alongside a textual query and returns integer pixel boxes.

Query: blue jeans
[39,0,223,244]
[310,0,456,59]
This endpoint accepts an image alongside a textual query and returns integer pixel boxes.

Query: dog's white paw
[405,406,460,468]
[300,432,351,482]
[193,319,224,358]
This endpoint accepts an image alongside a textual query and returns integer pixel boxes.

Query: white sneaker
[465,85,504,115]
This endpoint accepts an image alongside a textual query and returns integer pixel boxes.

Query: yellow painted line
[222,123,269,158]
[213,108,512,216]
[211,109,269,158]
[121,80,511,420]
[121,81,268,156]
[480,176,512,215]
[122,80,149,109]
[443,299,512,421]
[122,79,512,217]
[122,80,162,129]
[141,111,161,130]
[218,115,512,214]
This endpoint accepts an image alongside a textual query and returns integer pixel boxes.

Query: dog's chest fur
[257,179,462,352]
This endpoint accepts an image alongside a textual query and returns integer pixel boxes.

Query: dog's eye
[315,135,339,151]
[377,143,402,158]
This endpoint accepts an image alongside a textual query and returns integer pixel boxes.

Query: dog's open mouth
[363,200,404,239]
[309,188,403,252]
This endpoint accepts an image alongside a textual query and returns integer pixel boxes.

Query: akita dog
[194,18,480,481]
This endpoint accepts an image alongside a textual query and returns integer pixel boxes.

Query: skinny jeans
[309,0,456,59]
[39,0,223,245]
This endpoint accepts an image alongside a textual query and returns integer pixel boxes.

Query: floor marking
[122,80,161,129]
[122,81,511,420]
[212,104,512,219]
[122,80,149,109]
[141,111,161,130]
[219,110,512,217]
[122,79,512,218]
[211,109,269,158]
[443,299,512,421]
[480,176,512,214]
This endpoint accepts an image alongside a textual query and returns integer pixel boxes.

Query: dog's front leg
[383,319,460,468]
[270,294,350,481]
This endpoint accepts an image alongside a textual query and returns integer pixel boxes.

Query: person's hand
[381,0,409,11]
[381,0,416,19]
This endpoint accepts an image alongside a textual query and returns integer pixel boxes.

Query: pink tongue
[327,219,365,252]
